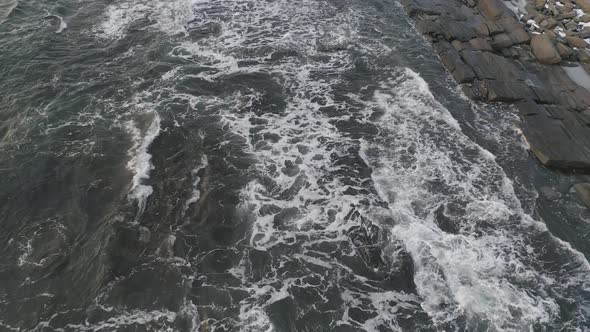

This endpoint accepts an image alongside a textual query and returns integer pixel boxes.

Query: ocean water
[1,0,590,331]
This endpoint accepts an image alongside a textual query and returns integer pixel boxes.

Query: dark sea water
[2,0,590,331]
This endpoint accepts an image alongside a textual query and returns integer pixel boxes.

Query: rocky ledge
[400,0,590,171]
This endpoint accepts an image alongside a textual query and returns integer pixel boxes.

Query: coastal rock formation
[401,0,590,171]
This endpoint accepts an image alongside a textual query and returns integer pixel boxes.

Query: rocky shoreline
[400,0,590,172]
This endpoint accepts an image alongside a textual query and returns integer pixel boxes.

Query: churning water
[2,0,590,331]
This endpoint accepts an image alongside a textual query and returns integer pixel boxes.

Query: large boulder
[530,34,562,64]
[565,36,588,49]
[519,102,590,169]
[460,49,523,80]
[476,0,513,21]
[577,0,590,12]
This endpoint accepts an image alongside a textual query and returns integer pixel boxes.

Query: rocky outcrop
[400,0,590,171]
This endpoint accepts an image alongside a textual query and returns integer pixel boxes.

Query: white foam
[183,155,208,213]
[93,0,198,39]
[55,15,67,34]
[126,112,161,220]
[359,67,590,328]
[152,0,590,329]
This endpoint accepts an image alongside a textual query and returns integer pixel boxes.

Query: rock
[482,79,535,101]
[437,17,480,41]
[578,48,590,63]
[564,20,578,31]
[485,20,505,35]
[530,34,562,64]
[461,49,523,80]
[491,33,514,49]
[452,39,466,50]
[577,0,590,13]
[497,16,531,43]
[557,11,577,20]
[574,183,590,208]
[556,11,576,21]
[501,47,520,58]
[519,103,590,169]
[581,14,590,23]
[541,18,559,29]
[525,3,539,16]
[469,37,493,51]
[556,42,574,57]
[434,41,476,83]
[565,36,588,48]
[477,0,513,21]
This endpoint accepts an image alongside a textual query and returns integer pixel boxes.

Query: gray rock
[482,79,535,101]
[556,12,576,20]
[556,42,574,58]
[564,20,578,31]
[491,33,514,49]
[530,34,562,64]
[519,102,590,169]
[460,49,523,80]
[437,17,480,41]
[574,183,590,208]
[434,41,477,83]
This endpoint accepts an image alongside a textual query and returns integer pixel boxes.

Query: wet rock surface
[401,0,590,171]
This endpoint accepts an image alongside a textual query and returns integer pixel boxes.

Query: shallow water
[1,0,590,331]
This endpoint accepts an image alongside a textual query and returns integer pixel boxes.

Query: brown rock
[578,49,590,63]
[469,37,493,51]
[530,34,562,64]
[495,16,531,43]
[557,11,577,20]
[533,15,545,24]
[556,42,574,57]
[541,18,559,29]
[452,40,466,51]
[477,0,512,21]
[574,183,590,208]
[565,36,588,48]
[581,15,590,23]
[577,0,590,12]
